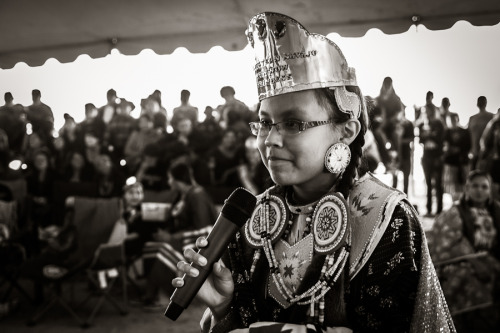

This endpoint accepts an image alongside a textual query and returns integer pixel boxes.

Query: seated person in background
[428,170,500,332]
[140,163,216,309]
[124,115,160,174]
[207,128,245,188]
[26,149,57,228]
[92,153,126,198]
[135,143,169,191]
[237,136,270,195]
[60,150,95,183]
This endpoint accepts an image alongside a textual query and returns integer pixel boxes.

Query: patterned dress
[202,174,454,333]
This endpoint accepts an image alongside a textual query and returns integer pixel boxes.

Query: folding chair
[27,196,121,327]
[79,243,128,328]
[26,261,87,327]
[0,196,35,308]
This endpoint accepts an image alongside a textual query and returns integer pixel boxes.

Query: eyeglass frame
[249,119,335,137]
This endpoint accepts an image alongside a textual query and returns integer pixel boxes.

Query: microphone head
[221,188,257,228]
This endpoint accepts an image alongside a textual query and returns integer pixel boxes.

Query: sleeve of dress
[347,201,421,333]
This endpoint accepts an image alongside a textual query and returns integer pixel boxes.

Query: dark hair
[181,89,191,102]
[32,89,41,98]
[426,91,433,99]
[169,163,193,185]
[467,169,492,184]
[477,96,487,108]
[4,92,13,102]
[220,86,235,97]
[107,89,117,97]
[314,87,367,199]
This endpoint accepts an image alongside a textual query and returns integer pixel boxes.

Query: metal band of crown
[246,12,361,118]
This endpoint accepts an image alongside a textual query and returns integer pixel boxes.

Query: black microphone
[164,187,256,321]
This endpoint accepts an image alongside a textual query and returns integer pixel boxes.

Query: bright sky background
[0,21,499,130]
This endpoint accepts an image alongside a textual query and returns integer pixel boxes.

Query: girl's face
[257,90,340,190]
[467,176,491,206]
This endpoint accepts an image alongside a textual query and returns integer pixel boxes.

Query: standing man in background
[418,93,445,216]
[172,89,198,129]
[468,96,494,170]
[26,89,54,145]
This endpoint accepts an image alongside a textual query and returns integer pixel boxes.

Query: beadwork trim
[312,193,349,254]
[245,193,288,248]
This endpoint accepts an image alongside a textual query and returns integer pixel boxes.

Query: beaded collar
[243,186,351,324]
[285,190,318,216]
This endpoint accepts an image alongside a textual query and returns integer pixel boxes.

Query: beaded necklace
[246,187,351,324]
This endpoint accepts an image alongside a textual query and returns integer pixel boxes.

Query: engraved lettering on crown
[256,19,267,41]
[273,21,286,39]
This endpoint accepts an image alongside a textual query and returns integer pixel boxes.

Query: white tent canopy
[2,0,500,69]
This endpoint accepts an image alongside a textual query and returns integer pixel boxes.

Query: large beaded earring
[324,142,351,174]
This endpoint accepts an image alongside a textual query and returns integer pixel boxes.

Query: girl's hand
[172,236,234,319]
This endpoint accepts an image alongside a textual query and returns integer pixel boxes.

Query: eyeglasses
[249,119,335,137]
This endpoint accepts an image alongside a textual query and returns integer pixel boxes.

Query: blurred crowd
[1,78,500,327]
[368,77,499,216]
[0,85,271,314]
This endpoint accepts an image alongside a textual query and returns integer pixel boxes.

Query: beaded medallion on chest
[244,186,351,323]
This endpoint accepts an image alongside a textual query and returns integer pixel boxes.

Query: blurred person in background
[0,92,25,154]
[141,163,216,310]
[478,108,500,200]
[92,153,125,198]
[418,93,446,216]
[468,96,494,170]
[124,114,160,174]
[141,93,167,134]
[206,128,244,189]
[75,103,106,149]
[60,150,95,183]
[25,89,54,146]
[98,88,118,125]
[172,89,198,129]
[443,113,471,201]
[26,149,57,230]
[196,106,223,151]
[105,98,137,163]
[237,136,270,195]
[135,143,169,191]
[428,170,500,332]
[217,86,252,128]
[439,97,455,128]
[395,109,414,195]
[58,113,78,152]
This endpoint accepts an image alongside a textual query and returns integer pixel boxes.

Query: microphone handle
[170,217,239,310]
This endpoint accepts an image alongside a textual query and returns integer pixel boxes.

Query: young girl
[173,12,455,333]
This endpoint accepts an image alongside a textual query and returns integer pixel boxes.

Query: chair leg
[120,266,128,304]
[83,271,128,327]
[27,281,85,327]
[27,297,58,326]
[1,271,34,304]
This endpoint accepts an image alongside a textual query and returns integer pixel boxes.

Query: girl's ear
[340,119,361,145]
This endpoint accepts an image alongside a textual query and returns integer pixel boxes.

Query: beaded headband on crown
[246,12,361,119]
